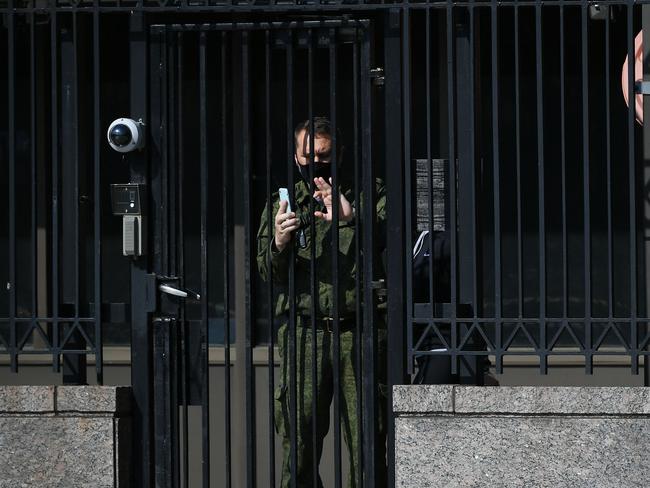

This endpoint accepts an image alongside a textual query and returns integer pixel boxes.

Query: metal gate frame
[134,17,397,487]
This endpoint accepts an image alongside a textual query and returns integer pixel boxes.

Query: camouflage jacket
[256,176,387,318]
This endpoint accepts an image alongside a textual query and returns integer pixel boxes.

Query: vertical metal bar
[220,31,233,488]
[59,16,85,384]
[199,31,211,488]
[360,28,377,488]
[560,4,568,370]
[426,6,435,330]
[455,6,475,377]
[469,7,482,379]
[605,7,613,336]
[627,3,639,375]
[241,31,256,488]
[150,27,165,276]
[285,31,298,488]
[264,29,276,488]
[151,26,174,488]
[403,6,413,380]
[73,11,80,359]
[536,0,548,374]
[170,307,180,488]
[51,10,60,374]
[30,9,38,369]
[469,4,478,325]
[131,13,153,487]
[514,2,524,350]
[153,317,175,488]
[170,31,187,488]
[307,29,319,488]
[352,30,363,488]
[164,33,189,487]
[643,1,650,385]
[161,43,172,488]
[73,11,86,383]
[582,2,593,374]
[161,31,169,279]
[8,2,17,372]
[232,28,251,488]
[166,38,180,488]
[491,0,501,374]
[385,8,406,488]
[329,27,343,488]
[168,41,177,282]
[447,1,458,375]
[93,4,102,384]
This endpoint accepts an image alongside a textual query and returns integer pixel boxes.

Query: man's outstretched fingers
[314,177,331,191]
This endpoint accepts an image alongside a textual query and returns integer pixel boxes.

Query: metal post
[231,31,250,488]
[153,316,177,487]
[454,8,483,384]
[384,8,407,488]
[60,21,87,385]
[130,11,153,487]
[360,26,379,488]
[642,5,650,387]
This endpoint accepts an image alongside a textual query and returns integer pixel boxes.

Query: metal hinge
[370,67,385,87]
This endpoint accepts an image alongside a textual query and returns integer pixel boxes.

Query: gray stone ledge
[393,385,454,414]
[395,416,650,488]
[0,416,117,487]
[56,386,131,415]
[394,385,650,416]
[0,386,54,413]
[455,386,650,415]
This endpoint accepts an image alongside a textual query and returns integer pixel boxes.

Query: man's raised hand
[313,177,354,222]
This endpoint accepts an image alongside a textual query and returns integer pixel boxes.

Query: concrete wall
[0,360,645,487]
[0,363,347,488]
[394,385,650,487]
[0,386,131,488]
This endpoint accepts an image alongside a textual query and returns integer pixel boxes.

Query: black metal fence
[2,1,650,487]
[406,2,650,379]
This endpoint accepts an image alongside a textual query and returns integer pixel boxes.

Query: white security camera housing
[107,118,145,153]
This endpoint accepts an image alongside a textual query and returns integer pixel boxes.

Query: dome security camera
[107,118,145,153]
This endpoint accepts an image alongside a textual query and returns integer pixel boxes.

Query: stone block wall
[394,385,650,487]
[0,386,131,488]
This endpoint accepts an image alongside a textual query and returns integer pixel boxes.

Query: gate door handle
[158,284,201,301]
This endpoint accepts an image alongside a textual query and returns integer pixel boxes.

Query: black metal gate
[5,2,650,488]
[144,20,388,487]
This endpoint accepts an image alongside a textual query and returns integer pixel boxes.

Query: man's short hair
[294,117,332,148]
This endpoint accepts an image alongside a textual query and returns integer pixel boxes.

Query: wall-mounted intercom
[111,183,146,257]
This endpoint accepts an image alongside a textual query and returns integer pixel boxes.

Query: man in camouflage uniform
[256,117,386,488]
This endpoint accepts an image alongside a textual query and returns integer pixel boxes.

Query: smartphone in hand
[279,187,292,213]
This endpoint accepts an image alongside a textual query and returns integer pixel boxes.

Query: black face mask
[297,161,331,186]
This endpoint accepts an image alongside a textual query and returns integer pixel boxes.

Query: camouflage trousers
[275,322,387,488]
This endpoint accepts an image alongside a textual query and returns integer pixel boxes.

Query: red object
[621,31,644,125]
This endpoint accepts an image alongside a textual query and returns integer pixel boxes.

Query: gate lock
[143,274,201,315]
[157,276,201,301]
[156,276,200,318]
